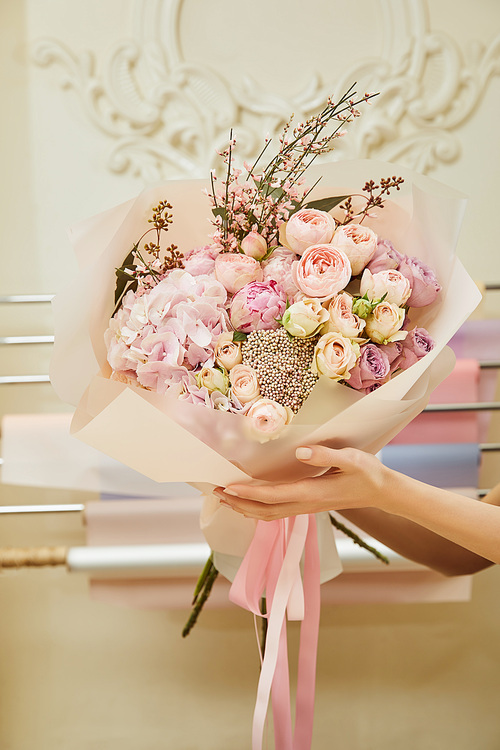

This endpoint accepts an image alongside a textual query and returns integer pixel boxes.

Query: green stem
[329,514,390,565]
[182,563,219,638]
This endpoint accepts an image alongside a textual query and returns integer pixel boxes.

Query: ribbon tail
[251,515,309,750]
[293,515,321,750]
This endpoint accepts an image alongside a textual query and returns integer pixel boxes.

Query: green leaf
[233,331,248,342]
[212,206,227,220]
[114,244,139,306]
[304,195,350,213]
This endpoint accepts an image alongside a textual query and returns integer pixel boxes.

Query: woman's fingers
[295,445,358,470]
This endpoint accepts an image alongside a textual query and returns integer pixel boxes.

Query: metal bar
[484,284,500,291]
[0,335,54,345]
[0,375,50,384]
[425,402,500,413]
[479,361,500,369]
[0,504,85,515]
[0,295,54,303]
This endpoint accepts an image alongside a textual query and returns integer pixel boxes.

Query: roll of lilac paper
[380,443,480,488]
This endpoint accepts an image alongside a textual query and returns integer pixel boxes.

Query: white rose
[196,366,229,394]
[282,298,329,338]
[364,302,408,344]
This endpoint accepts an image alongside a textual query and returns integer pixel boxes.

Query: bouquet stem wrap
[230,514,320,750]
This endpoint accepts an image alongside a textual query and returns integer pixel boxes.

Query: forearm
[360,466,500,571]
[338,506,494,576]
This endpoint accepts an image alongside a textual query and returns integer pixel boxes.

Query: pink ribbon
[229,514,321,750]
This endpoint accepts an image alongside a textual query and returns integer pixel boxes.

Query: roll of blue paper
[380,443,480,488]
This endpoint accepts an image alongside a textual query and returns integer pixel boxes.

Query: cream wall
[1,1,500,748]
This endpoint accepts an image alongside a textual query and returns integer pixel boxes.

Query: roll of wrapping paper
[449,319,500,441]
[390,359,480,445]
[85,496,218,609]
[380,443,481,488]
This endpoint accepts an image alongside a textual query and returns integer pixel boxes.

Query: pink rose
[397,256,442,308]
[291,244,352,301]
[214,333,242,370]
[183,245,220,276]
[283,208,336,255]
[324,292,366,341]
[215,253,263,294]
[331,224,378,275]
[360,268,412,307]
[241,231,268,260]
[245,398,293,443]
[367,239,404,273]
[230,280,287,333]
[348,343,391,391]
[311,332,360,381]
[389,327,435,371]
[229,364,260,404]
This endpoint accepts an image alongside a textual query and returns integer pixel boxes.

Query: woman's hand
[213,445,389,521]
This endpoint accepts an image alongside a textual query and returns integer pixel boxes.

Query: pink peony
[283,208,336,255]
[331,224,378,275]
[262,247,300,300]
[291,244,352,301]
[183,245,220,276]
[229,280,287,333]
[397,256,442,308]
[214,252,263,294]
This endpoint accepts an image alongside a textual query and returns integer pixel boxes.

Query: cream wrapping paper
[50,160,482,582]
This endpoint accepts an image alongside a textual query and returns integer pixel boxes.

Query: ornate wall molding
[32,0,500,182]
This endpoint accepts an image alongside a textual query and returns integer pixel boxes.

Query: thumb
[295,445,357,470]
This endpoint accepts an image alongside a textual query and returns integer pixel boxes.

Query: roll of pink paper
[84,497,225,609]
[449,319,500,441]
[390,358,479,445]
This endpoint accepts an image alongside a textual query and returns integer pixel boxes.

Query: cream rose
[229,364,260,404]
[312,332,360,380]
[214,253,263,294]
[245,398,293,443]
[291,244,352,301]
[214,333,242,370]
[331,224,378,276]
[196,366,230,394]
[282,298,329,338]
[283,208,336,255]
[360,268,411,307]
[324,292,366,341]
[364,302,408,344]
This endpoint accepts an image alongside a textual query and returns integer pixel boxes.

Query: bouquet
[50,85,481,750]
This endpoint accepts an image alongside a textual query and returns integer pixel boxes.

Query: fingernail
[224,488,240,496]
[296,447,312,460]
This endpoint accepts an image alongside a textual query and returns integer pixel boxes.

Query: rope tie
[0,546,68,569]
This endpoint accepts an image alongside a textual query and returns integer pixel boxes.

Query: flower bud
[240,231,268,260]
